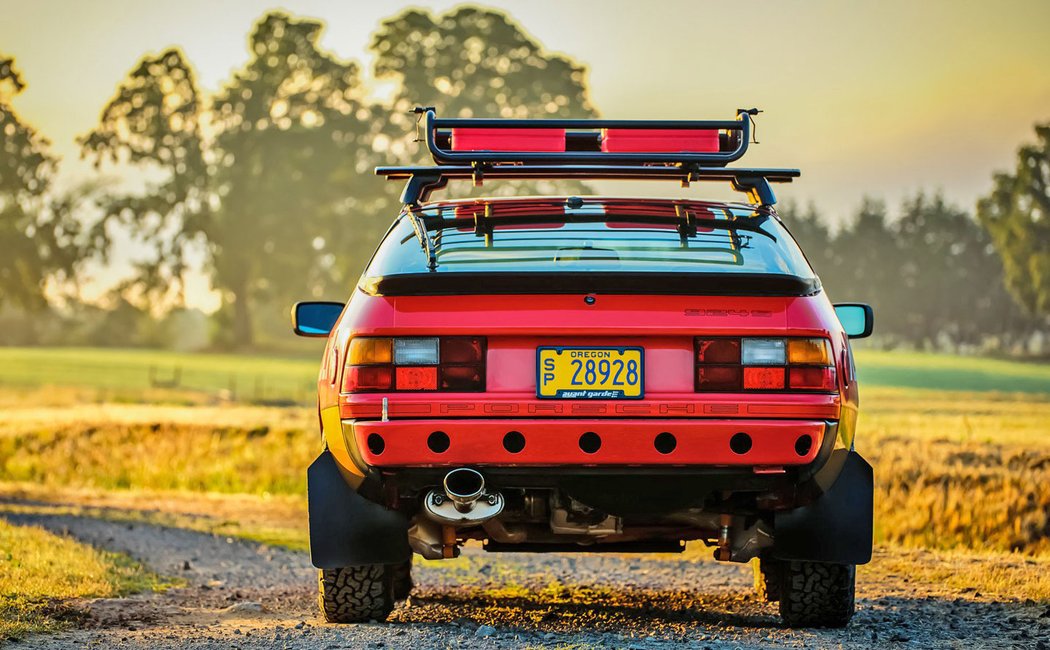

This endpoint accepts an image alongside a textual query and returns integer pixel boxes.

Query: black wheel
[778,560,856,628]
[318,564,395,623]
[391,558,414,601]
[753,554,784,603]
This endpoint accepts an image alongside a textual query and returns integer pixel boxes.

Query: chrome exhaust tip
[443,467,486,513]
[423,468,504,525]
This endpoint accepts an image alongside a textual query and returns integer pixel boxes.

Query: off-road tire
[391,558,414,601]
[753,555,784,602]
[778,560,855,628]
[318,564,395,623]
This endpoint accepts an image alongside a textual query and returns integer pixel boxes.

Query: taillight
[695,337,836,392]
[343,337,486,393]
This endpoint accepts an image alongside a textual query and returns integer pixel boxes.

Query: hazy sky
[3,0,1050,307]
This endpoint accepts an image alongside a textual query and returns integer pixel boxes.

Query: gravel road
[5,512,1049,649]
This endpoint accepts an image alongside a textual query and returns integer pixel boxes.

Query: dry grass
[0,518,169,641]
[859,387,1050,555]
[0,420,318,495]
[860,547,1050,601]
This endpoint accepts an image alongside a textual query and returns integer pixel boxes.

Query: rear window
[364,208,814,279]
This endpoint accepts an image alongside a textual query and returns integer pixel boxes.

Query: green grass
[854,349,1050,393]
[0,346,318,404]
[0,518,172,641]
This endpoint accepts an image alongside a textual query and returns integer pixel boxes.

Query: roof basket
[375,107,800,207]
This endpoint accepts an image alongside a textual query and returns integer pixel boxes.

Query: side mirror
[834,303,874,339]
[291,301,344,337]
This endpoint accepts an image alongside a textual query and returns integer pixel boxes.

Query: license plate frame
[536,346,644,400]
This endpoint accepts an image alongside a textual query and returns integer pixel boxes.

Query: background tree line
[0,6,1047,354]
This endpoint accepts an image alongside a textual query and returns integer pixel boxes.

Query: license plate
[536,347,644,399]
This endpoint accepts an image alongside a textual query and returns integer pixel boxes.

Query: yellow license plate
[537,347,644,399]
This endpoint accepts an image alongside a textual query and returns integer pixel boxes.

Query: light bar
[421,107,753,165]
[601,128,719,153]
[451,127,566,153]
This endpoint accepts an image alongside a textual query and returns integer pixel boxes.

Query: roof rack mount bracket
[401,173,448,206]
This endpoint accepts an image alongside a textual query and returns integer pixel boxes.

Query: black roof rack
[375,107,800,207]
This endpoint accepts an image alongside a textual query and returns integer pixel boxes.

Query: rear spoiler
[375,107,800,207]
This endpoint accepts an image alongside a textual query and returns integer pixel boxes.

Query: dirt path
[5,512,1049,649]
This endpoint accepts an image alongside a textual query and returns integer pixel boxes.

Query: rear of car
[293,110,874,628]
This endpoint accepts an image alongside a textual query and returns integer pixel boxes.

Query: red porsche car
[292,108,874,628]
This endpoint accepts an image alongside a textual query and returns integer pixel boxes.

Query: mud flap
[772,450,873,565]
[308,451,411,568]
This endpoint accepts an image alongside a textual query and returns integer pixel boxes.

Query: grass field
[0,346,319,405]
[0,345,1048,637]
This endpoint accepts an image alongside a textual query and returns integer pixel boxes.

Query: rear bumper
[351,418,829,467]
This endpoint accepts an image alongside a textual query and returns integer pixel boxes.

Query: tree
[779,201,834,276]
[895,193,1028,347]
[369,6,597,196]
[82,14,383,347]
[371,6,596,121]
[781,194,1037,350]
[977,124,1050,317]
[79,48,209,310]
[0,55,79,310]
[822,199,903,339]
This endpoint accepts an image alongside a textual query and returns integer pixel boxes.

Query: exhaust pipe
[444,468,486,513]
[423,468,504,525]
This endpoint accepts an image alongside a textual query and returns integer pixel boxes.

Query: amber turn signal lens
[787,338,831,365]
[349,338,393,365]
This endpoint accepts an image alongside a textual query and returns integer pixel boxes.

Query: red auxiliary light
[450,128,566,152]
[601,128,719,153]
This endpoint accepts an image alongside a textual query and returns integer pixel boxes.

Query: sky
[3,0,1050,308]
